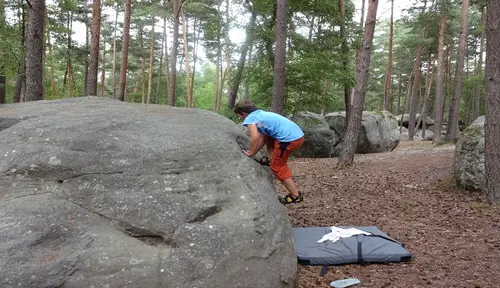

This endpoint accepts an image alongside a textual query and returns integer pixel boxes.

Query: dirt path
[275,141,500,288]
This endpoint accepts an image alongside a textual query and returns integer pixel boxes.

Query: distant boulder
[454,116,485,190]
[396,113,435,128]
[325,111,400,154]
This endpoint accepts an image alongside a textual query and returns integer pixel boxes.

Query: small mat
[292,226,412,268]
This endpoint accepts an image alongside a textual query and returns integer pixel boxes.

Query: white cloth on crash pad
[317,226,372,243]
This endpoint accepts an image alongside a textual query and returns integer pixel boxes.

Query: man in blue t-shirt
[233,100,305,204]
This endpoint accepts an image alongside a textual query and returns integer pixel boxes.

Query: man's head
[233,100,258,120]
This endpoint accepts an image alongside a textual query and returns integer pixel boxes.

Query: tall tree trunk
[338,0,379,168]
[168,0,180,106]
[271,0,288,115]
[141,57,145,103]
[190,19,200,101]
[420,57,433,139]
[47,30,55,98]
[66,11,73,97]
[180,9,192,107]
[354,0,366,70]
[146,20,155,104]
[119,0,131,102]
[474,6,485,120]
[156,17,166,105]
[408,36,424,140]
[101,42,106,97]
[340,0,351,125]
[433,13,446,144]
[87,0,101,96]
[224,0,231,102]
[112,3,118,99]
[244,41,253,101]
[24,0,45,102]
[83,23,89,96]
[485,0,500,204]
[0,0,5,103]
[14,1,25,103]
[447,0,469,140]
[383,0,394,111]
[228,7,256,108]
[214,2,222,111]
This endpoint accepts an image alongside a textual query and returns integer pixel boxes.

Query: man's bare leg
[282,178,300,198]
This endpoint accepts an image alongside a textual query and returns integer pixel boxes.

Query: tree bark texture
[485,0,500,204]
[271,0,288,115]
[433,14,446,144]
[447,0,469,140]
[383,0,394,111]
[338,0,379,167]
[24,0,45,102]
[168,0,180,106]
[408,40,423,140]
[87,0,101,96]
[119,0,131,102]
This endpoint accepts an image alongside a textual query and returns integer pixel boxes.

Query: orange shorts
[270,136,305,181]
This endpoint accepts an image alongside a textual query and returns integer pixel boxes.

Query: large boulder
[291,111,340,157]
[0,97,296,288]
[454,116,485,190]
[325,111,400,154]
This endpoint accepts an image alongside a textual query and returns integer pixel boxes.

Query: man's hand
[242,150,253,157]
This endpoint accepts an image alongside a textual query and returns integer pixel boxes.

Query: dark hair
[233,100,258,114]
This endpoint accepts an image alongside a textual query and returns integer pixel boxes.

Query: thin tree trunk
[433,13,446,144]
[0,0,5,103]
[419,57,433,139]
[397,72,402,116]
[474,6,485,120]
[112,3,118,99]
[168,0,180,106]
[447,0,469,140]
[340,0,351,124]
[156,17,166,105]
[338,0,378,168]
[87,0,101,96]
[141,57,145,103]
[190,19,200,102]
[224,0,231,102]
[400,71,414,134]
[146,20,155,104]
[66,11,73,97]
[100,41,106,97]
[383,0,394,111]
[83,23,89,96]
[408,36,424,140]
[119,0,131,102]
[180,9,192,107]
[228,7,256,108]
[214,2,222,111]
[24,0,45,102]
[271,0,288,115]
[485,0,500,204]
[244,41,253,101]
[14,1,25,103]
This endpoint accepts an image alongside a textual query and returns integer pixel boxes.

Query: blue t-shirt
[243,110,304,142]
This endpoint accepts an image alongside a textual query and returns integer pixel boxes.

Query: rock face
[290,111,340,157]
[0,97,296,288]
[454,116,485,190]
[325,111,400,154]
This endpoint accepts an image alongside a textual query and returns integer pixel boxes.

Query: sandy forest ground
[275,141,500,288]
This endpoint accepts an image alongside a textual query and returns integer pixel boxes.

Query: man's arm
[246,124,260,157]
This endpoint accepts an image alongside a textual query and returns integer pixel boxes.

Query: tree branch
[25,0,32,8]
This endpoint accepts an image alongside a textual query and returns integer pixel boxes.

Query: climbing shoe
[278,192,303,204]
